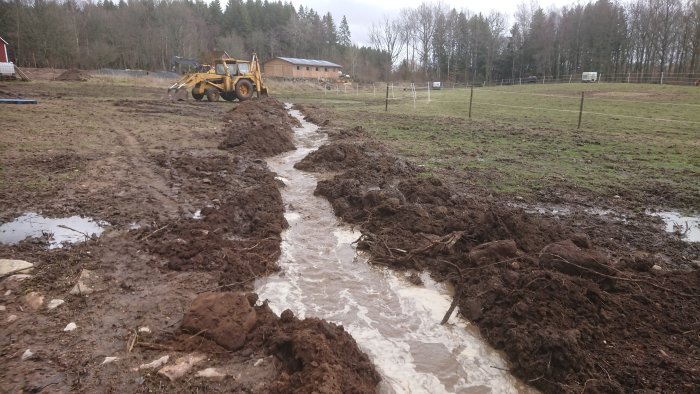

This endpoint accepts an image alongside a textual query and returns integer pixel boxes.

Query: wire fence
[279,80,700,131]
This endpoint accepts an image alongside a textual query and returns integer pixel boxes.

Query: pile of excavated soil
[298,106,700,393]
[294,103,333,126]
[140,159,286,287]
[219,97,297,156]
[294,141,382,172]
[54,69,91,81]
[155,291,380,393]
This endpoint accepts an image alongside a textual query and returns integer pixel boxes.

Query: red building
[0,36,9,63]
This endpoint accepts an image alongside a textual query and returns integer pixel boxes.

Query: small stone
[253,358,264,367]
[0,259,34,277]
[196,367,227,379]
[280,309,294,323]
[24,292,44,311]
[613,195,621,199]
[0,305,5,311]
[138,355,169,370]
[651,264,663,271]
[4,290,10,296]
[69,269,103,295]
[101,357,119,365]
[47,299,65,310]
[21,349,34,360]
[158,354,205,381]
[138,326,151,334]
[7,314,18,323]
[64,322,77,331]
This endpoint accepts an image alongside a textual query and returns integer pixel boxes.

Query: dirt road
[0,76,379,392]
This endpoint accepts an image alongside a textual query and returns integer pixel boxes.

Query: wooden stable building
[264,57,342,80]
[0,36,10,63]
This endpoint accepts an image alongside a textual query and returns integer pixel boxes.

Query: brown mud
[296,104,700,393]
[219,97,298,156]
[54,69,91,81]
[1,83,379,393]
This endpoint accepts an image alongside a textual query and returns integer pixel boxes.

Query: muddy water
[0,212,107,249]
[648,210,700,243]
[256,105,532,393]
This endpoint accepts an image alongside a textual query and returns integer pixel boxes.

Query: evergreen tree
[339,15,351,46]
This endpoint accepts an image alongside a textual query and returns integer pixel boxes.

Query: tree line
[371,0,700,84]
[0,0,388,80]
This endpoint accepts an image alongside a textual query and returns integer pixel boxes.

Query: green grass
[276,83,700,210]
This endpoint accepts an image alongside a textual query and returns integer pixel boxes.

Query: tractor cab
[213,59,251,77]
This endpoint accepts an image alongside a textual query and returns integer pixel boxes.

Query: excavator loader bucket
[259,86,269,97]
[167,87,189,101]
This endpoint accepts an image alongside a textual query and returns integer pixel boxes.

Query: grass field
[275,82,700,211]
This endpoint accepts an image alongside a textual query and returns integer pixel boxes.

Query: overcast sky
[293,0,581,46]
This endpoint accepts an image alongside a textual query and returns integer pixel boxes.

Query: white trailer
[582,72,598,83]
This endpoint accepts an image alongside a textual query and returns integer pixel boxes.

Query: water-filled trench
[255,105,532,393]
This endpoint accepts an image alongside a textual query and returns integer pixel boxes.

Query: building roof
[0,36,8,45]
[273,57,342,68]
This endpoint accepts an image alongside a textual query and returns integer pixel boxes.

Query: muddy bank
[1,89,380,392]
[219,97,297,156]
[297,105,700,393]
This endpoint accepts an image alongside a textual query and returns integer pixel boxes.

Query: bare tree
[369,15,404,80]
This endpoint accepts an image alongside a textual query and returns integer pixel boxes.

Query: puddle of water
[0,212,107,249]
[648,210,700,243]
[256,105,532,393]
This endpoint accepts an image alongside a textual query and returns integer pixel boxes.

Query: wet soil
[54,69,91,82]
[219,97,298,156]
[0,80,379,392]
[296,104,700,393]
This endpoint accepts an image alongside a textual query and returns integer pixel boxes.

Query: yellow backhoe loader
[168,54,268,102]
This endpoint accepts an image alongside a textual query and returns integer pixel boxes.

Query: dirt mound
[182,292,257,350]
[302,128,700,392]
[251,303,380,393]
[54,68,91,81]
[160,292,380,392]
[294,141,382,172]
[293,103,333,126]
[219,97,297,156]
[141,160,286,287]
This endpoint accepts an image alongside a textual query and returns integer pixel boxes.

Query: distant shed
[0,36,9,63]
[264,57,342,80]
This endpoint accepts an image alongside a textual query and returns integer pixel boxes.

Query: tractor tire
[191,88,204,101]
[206,89,220,102]
[190,84,204,101]
[221,92,237,102]
[235,79,254,101]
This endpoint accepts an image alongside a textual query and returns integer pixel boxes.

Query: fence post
[660,72,664,85]
[413,83,416,109]
[468,84,474,119]
[627,72,630,84]
[385,83,389,112]
[373,84,376,97]
[577,91,584,129]
[428,82,431,103]
[519,77,522,85]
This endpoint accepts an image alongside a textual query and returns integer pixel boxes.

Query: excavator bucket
[259,86,269,97]
[167,87,189,101]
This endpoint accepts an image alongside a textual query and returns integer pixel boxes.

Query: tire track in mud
[95,108,192,220]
